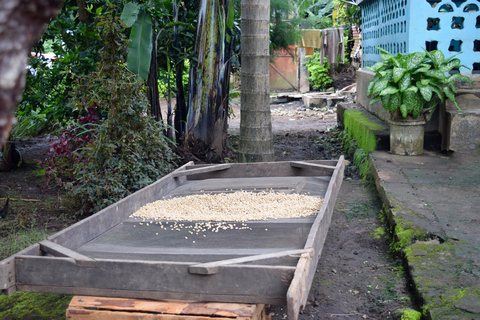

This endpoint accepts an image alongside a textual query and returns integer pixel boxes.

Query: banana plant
[367,48,472,121]
[185,0,235,162]
[121,2,153,81]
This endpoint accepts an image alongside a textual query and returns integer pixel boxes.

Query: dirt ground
[0,85,417,319]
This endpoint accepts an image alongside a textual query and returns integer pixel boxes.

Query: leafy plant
[304,51,333,91]
[271,0,302,53]
[17,3,103,135]
[367,48,473,121]
[38,108,100,188]
[64,9,178,215]
[158,60,190,98]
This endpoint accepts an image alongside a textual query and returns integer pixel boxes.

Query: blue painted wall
[361,0,480,79]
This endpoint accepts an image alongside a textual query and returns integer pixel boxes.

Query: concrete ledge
[356,69,391,122]
[336,101,362,129]
[369,150,480,319]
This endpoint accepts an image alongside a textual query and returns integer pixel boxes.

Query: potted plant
[367,48,472,155]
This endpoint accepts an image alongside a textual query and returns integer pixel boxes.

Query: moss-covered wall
[343,110,386,153]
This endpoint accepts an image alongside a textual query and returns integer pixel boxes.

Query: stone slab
[445,94,480,152]
[302,93,344,109]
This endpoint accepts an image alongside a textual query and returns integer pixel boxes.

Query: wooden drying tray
[0,158,344,320]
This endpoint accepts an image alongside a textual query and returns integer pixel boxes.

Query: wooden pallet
[66,296,269,320]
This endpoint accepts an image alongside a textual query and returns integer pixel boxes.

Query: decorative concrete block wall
[360,0,480,79]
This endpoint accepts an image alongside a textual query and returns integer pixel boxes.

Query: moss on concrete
[389,216,428,254]
[339,130,372,181]
[340,111,387,181]
[343,110,385,152]
[400,308,422,320]
[403,240,480,318]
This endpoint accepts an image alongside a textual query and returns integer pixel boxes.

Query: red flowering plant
[38,107,100,188]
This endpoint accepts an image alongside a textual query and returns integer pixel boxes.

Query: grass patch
[0,224,48,260]
[0,292,72,320]
[0,208,71,319]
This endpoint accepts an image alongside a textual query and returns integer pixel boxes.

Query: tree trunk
[173,2,187,142]
[76,0,89,26]
[147,29,162,122]
[185,0,231,163]
[0,0,62,148]
[238,0,274,162]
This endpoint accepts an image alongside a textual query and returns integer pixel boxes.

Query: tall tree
[0,0,62,147]
[185,0,233,162]
[238,0,274,162]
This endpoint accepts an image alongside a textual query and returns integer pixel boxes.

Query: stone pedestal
[444,94,480,152]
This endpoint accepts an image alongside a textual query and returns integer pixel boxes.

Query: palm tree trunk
[238,0,274,162]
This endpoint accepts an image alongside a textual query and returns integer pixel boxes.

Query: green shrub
[304,51,333,91]
[70,110,178,215]
[64,9,178,215]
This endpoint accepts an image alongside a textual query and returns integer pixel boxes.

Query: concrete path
[370,150,480,319]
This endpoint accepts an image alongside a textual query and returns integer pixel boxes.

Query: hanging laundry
[298,29,323,49]
[320,28,345,65]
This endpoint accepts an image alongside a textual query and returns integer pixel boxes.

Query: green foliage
[16,3,104,136]
[367,48,473,120]
[125,7,153,80]
[332,0,361,28]
[270,0,302,53]
[158,60,190,98]
[303,0,336,29]
[64,10,178,215]
[10,108,50,138]
[70,113,178,215]
[304,51,333,91]
[373,226,386,239]
[70,9,130,116]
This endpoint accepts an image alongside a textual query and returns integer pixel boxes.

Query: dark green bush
[69,107,177,215]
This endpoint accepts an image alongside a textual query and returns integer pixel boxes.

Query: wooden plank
[19,284,285,306]
[39,240,96,268]
[0,243,40,295]
[285,248,314,320]
[186,161,337,180]
[47,162,192,250]
[67,296,263,318]
[15,256,292,305]
[172,164,231,178]
[290,161,337,171]
[189,249,308,275]
[286,156,344,320]
[67,309,236,320]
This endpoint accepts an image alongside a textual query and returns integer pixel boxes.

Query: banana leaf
[127,9,153,80]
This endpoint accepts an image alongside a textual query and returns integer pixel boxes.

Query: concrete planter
[388,117,426,156]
